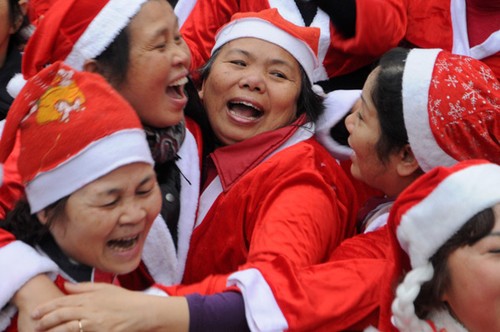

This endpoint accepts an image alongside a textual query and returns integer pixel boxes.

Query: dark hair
[0,197,69,246]
[198,46,325,124]
[414,207,495,318]
[7,0,30,49]
[371,47,410,162]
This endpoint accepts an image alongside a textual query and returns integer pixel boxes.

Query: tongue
[230,104,260,119]
[166,86,183,99]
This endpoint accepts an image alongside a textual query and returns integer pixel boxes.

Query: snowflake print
[445,75,459,88]
[431,77,441,89]
[429,98,442,126]
[448,100,466,120]
[461,81,481,106]
[435,58,451,73]
[478,66,494,82]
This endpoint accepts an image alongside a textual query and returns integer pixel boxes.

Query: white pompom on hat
[387,160,500,331]
[212,8,320,84]
[7,0,149,98]
[0,61,153,213]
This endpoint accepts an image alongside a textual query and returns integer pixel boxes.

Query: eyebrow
[101,174,155,196]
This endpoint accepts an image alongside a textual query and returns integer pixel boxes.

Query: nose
[239,71,265,93]
[119,200,147,225]
[344,110,355,134]
[172,41,191,69]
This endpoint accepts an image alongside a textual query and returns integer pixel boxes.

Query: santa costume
[385,160,500,331]
[403,0,500,79]
[0,0,203,308]
[225,48,500,331]
[0,61,155,331]
[150,9,359,299]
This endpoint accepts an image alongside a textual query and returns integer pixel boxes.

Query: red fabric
[0,133,23,219]
[404,0,500,79]
[162,130,359,296]
[247,226,392,331]
[181,0,406,81]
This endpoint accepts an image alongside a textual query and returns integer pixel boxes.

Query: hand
[13,275,64,332]
[32,282,189,332]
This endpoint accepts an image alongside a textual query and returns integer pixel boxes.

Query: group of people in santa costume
[0,0,498,331]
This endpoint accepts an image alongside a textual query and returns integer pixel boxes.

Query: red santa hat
[7,0,148,97]
[388,160,500,331]
[402,48,500,171]
[212,8,320,84]
[0,61,153,213]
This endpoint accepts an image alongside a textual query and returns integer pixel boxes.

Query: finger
[63,282,110,294]
[35,319,82,332]
[33,307,79,331]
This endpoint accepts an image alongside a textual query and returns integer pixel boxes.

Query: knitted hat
[7,0,148,97]
[402,48,500,171]
[388,160,500,331]
[212,8,320,84]
[0,61,153,213]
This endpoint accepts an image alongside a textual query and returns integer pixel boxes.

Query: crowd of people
[0,0,498,331]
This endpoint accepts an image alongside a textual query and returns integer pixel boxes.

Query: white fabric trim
[173,129,200,282]
[0,241,58,309]
[0,304,17,332]
[397,163,500,268]
[174,0,196,28]
[196,175,222,228]
[142,214,178,285]
[451,0,500,60]
[263,123,315,161]
[26,129,153,213]
[212,17,318,84]
[228,268,288,332]
[143,286,169,297]
[315,89,359,160]
[65,0,147,70]
[402,48,457,172]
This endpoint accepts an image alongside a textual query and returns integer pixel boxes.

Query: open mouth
[166,76,188,99]
[107,235,140,251]
[227,100,264,121]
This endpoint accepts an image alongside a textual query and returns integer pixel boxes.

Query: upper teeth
[234,101,261,111]
[170,77,188,87]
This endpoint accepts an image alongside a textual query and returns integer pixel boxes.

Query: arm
[229,227,392,331]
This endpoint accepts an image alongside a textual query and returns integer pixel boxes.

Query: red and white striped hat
[0,61,153,213]
[8,0,149,97]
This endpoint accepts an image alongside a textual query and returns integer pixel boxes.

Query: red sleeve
[0,134,24,219]
[229,228,391,331]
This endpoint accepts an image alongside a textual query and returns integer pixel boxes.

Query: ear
[36,210,49,225]
[396,144,420,177]
[83,59,100,74]
[198,81,205,100]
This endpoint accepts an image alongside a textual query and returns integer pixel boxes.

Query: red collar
[209,115,307,191]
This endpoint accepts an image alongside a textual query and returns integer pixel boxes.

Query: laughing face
[42,163,161,275]
[116,0,190,128]
[200,37,301,145]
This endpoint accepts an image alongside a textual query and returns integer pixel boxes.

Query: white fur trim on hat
[26,128,153,213]
[397,163,500,268]
[315,89,359,160]
[65,0,147,70]
[212,17,319,84]
[402,48,457,172]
